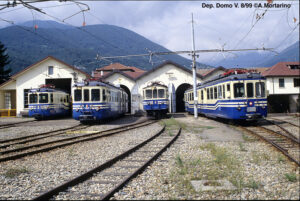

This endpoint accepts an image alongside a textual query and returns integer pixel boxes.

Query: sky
[0,0,299,64]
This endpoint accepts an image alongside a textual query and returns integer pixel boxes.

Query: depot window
[74,89,82,101]
[91,89,100,101]
[48,66,54,75]
[39,93,48,103]
[234,83,245,98]
[255,82,265,97]
[29,94,38,104]
[279,78,285,88]
[158,89,165,98]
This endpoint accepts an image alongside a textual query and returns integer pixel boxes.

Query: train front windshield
[144,88,166,99]
[29,93,49,104]
[233,81,266,98]
[74,88,106,102]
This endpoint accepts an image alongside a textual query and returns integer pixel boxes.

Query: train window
[153,89,157,98]
[91,89,100,101]
[201,90,204,100]
[247,83,254,98]
[50,94,53,103]
[146,89,152,99]
[218,86,222,99]
[227,84,230,91]
[234,83,245,98]
[29,94,38,103]
[255,82,265,97]
[210,88,213,100]
[39,93,48,103]
[84,89,89,101]
[102,89,106,101]
[74,89,82,101]
[207,89,210,100]
[214,87,217,99]
[222,85,225,98]
[158,89,165,98]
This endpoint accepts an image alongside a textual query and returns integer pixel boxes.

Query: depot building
[0,55,224,117]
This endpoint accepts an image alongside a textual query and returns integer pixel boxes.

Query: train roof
[73,80,123,91]
[28,88,67,93]
[200,72,265,87]
[185,72,265,92]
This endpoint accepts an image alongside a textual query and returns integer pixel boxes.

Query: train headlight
[97,106,101,111]
[249,101,253,106]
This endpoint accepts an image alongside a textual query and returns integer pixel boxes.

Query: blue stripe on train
[28,104,69,119]
[185,99,267,120]
[72,102,126,121]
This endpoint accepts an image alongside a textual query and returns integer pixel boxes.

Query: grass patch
[238,142,247,152]
[277,154,286,163]
[245,179,262,189]
[242,133,258,142]
[284,173,297,182]
[251,151,270,164]
[167,143,244,197]
[160,117,186,130]
[3,167,29,178]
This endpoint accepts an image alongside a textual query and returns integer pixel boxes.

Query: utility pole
[191,13,198,119]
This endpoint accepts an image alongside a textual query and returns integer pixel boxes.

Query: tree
[0,41,11,84]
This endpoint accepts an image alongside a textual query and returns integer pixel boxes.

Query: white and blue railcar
[142,82,169,119]
[28,85,70,120]
[72,80,128,122]
[184,70,267,121]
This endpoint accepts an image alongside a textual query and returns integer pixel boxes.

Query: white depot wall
[104,73,135,91]
[135,64,202,110]
[15,58,87,116]
[266,77,300,95]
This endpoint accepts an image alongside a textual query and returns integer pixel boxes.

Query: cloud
[0,0,298,64]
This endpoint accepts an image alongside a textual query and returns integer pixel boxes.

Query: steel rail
[33,125,181,201]
[266,117,300,137]
[0,120,37,130]
[0,120,157,162]
[240,126,300,166]
[259,124,300,144]
[0,124,88,149]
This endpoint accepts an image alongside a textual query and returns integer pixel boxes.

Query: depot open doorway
[45,78,72,116]
[176,83,192,112]
[120,84,131,113]
[45,78,72,94]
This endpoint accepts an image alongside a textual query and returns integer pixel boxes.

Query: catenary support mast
[191,13,198,119]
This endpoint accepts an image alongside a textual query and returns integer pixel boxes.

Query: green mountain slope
[0,20,212,75]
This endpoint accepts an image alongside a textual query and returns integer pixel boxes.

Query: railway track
[0,120,37,130]
[240,125,300,166]
[0,120,156,162]
[264,118,300,142]
[33,124,181,201]
[267,117,300,130]
[0,124,87,149]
